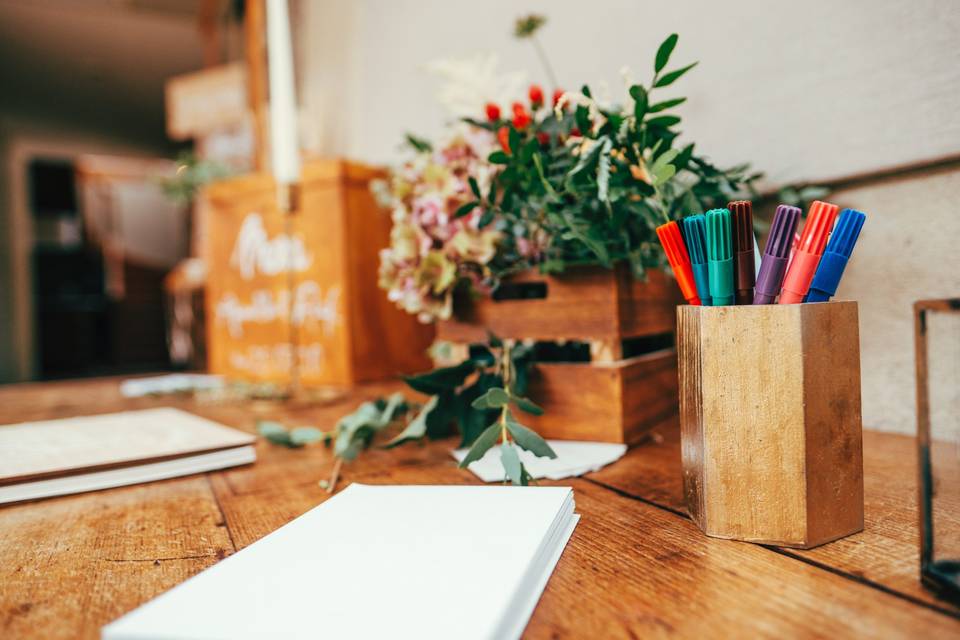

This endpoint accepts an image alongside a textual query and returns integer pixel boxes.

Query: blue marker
[805,208,866,302]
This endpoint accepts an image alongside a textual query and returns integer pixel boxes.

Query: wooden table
[1,376,958,638]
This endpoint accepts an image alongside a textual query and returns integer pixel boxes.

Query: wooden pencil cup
[677,301,864,549]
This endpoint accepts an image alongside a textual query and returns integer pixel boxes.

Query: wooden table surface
[1,376,958,638]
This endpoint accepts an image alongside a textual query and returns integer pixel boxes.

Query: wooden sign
[202,159,434,387]
[165,63,248,140]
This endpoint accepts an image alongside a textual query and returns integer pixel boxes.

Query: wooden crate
[437,264,683,443]
[201,159,434,387]
[678,302,864,549]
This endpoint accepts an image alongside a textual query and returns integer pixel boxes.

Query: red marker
[656,221,701,305]
[778,201,839,304]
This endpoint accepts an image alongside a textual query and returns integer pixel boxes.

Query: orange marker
[778,201,839,304]
[656,221,701,305]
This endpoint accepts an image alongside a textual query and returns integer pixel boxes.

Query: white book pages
[103,484,578,640]
[0,446,256,505]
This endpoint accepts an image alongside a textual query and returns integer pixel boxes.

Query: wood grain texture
[522,350,678,444]
[436,265,680,344]
[1,376,957,638]
[679,303,863,548]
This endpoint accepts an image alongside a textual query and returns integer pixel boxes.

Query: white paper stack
[102,484,579,640]
[453,440,627,482]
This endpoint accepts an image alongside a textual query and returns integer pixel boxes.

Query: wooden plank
[0,477,233,640]
[589,422,960,616]
[520,350,678,444]
[2,376,958,638]
[221,455,960,638]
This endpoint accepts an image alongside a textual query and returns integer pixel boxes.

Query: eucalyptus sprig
[257,336,556,489]
[458,340,556,485]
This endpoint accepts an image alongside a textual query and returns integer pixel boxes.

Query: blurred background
[0,0,957,437]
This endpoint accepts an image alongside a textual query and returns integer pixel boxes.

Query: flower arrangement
[376,18,762,323]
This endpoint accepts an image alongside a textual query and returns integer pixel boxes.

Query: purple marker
[753,205,801,304]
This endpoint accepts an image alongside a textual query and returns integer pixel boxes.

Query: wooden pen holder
[678,301,864,549]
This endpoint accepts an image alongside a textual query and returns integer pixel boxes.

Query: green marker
[705,208,734,306]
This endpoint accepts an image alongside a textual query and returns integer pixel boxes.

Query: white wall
[300,0,960,185]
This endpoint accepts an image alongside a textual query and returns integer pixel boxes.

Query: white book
[0,408,255,504]
[103,484,579,640]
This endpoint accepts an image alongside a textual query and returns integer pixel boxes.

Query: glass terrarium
[915,298,960,603]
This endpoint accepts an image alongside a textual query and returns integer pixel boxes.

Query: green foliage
[257,421,326,448]
[452,341,554,485]
[469,32,760,282]
[158,152,233,205]
[259,337,554,486]
[257,393,410,459]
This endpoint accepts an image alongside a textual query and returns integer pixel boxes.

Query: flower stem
[531,36,559,90]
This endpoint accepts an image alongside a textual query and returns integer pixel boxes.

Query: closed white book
[103,484,579,640]
[0,408,255,504]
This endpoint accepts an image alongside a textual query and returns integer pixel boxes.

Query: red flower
[485,102,501,122]
[552,88,565,107]
[497,126,511,153]
[528,84,544,108]
[536,132,550,146]
[511,102,532,129]
[570,126,582,137]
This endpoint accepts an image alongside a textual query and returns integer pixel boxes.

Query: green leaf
[500,443,524,486]
[646,115,681,128]
[290,426,324,446]
[569,137,606,179]
[654,62,698,88]
[458,422,501,468]
[377,392,408,427]
[510,394,544,416]
[597,138,612,202]
[655,33,678,73]
[505,411,557,459]
[629,85,648,122]
[454,200,479,218]
[403,361,476,395]
[471,387,510,409]
[508,127,521,154]
[468,176,481,199]
[648,97,687,113]
[424,390,458,439]
[456,373,499,447]
[257,420,286,437]
[478,209,495,228]
[488,151,509,165]
[384,396,437,448]
[404,133,432,153]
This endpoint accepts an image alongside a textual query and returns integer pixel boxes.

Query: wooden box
[678,302,864,548]
[201,159,434,387]
[437,264,683,443]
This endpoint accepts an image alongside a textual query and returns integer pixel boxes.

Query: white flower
[424,53,526,118]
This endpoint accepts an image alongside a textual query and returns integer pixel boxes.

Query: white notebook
[0,408,255,504]
[103,484,579,640]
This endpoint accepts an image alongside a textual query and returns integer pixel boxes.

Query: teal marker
[705,208,734,306]
[682,214,712,306]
